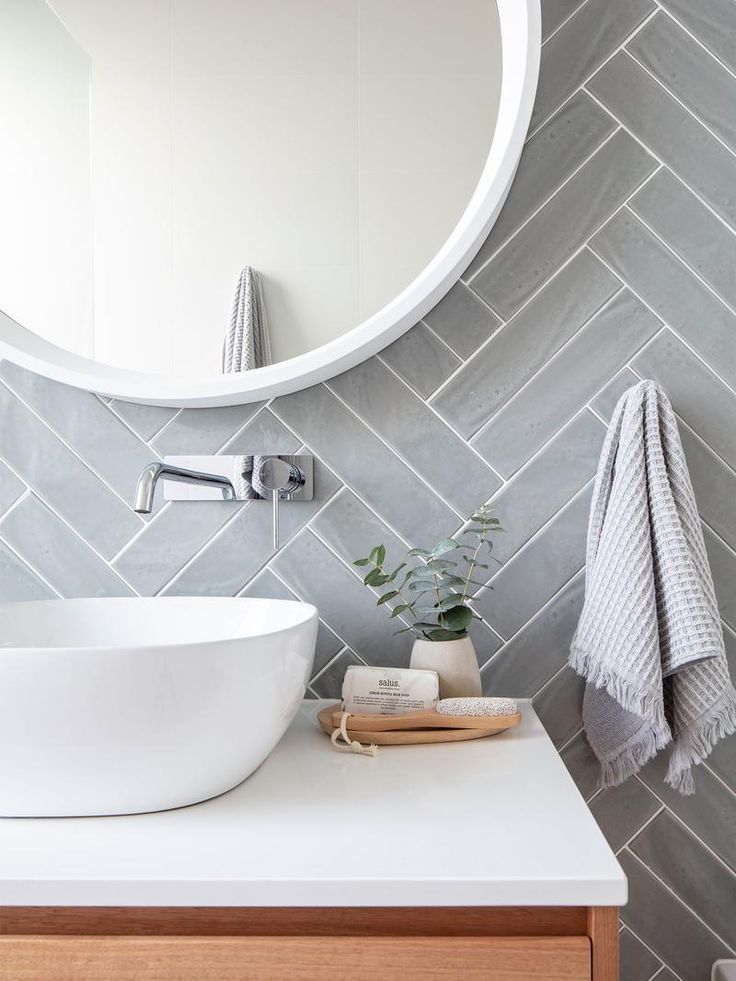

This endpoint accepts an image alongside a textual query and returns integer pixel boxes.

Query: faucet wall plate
[163,456,313,502]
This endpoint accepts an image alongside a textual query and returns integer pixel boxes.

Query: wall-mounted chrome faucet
[133,455,313,548]
[133,462,236,514]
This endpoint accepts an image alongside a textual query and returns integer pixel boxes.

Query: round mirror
[0,0,539,405]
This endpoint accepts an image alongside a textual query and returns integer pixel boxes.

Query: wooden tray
[318,703,521,746]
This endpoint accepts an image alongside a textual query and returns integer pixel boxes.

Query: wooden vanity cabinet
[0,905,618,980]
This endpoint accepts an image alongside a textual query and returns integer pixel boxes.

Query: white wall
[3,0,501,374]
[0,0,92,357]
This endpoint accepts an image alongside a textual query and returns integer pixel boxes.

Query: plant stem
[369,559,419,624]
[461,524,487,604]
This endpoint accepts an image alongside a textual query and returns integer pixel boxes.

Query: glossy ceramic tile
[591,209,736,390]
[472,130,657,319]
[0,4,733,974]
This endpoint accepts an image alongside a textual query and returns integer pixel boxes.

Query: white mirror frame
[0,0,540,407]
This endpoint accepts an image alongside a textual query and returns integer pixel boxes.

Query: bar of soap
[342,665,439,716]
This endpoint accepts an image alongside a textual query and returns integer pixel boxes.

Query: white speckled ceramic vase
[409,636,482,699]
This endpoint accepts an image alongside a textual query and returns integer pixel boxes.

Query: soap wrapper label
[341,665,439,716]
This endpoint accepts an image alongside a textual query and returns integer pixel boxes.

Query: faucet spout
[133,462,236,514]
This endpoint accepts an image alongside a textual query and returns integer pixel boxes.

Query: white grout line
[141,405,183,445]
[473,480,593,601]
[248,562,357,674]
[307,523,416,634]
[0,530,63,599]
[466,285,627,449]
[466,126,623,284]
[557,725,585,757]
[108,408,306,569]
[150,499,253,596]
[374,350,506,486]
[230,478,353,597]
[616,803,666,854]
[530,659,576,704]
[677,416,736,482]
[623,922,684,981]
[459,282,504,324]
[524,6,659,142]
[0,487,31,525]
[539,0,591,48]
[107,500,175,565]
[0,380,146,526]
[631,775,736,896]
[310,646,367,691]
[624,200,736,336]
[0,448,141,594]
[585,71,736,243]
[656,4,736,83]
[428,266,619,421]
[430,162,663,416]
[624,847,736,956]
[701,757,736,803]
[626,194,736,318]
[415,318,464,362]
[624,43,736,162]
[477,565,586,672]
[261,427,424,560]
[101,397,177,449]
[319,380,466,522]
[154,444,346,596]
[589,235,736,404]
[215,403,273,455]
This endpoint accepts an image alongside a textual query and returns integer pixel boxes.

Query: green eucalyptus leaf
[426,559,458,571]
[408,547,432,557]
[364,569,390,587]
[425,628,464,641]
[407,582,440,594]
[436,593,465,610]
[377,590,400,605]
[463,558,489,569]
[389,603,412,618]
[386,562,407,582]
[368,544,386,565]
[439,605,473,631]
[430,538,462,556]
[353,557,371,567]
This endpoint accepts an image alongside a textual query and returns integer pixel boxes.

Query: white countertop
[0,701,626,908]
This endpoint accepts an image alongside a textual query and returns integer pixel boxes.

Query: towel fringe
[665,684,736,795]
[599,725,661,789]
[569,645,670,741]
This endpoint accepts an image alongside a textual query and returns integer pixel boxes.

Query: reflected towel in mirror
[223,267,272,498]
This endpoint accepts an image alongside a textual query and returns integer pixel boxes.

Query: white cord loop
[330,712,378,757]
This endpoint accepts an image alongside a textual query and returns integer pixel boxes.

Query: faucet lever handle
[255,458,307,549]
[255,457,305,495]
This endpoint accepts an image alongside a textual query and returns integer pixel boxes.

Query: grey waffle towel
[223,267,272,499]
[569,380,736,794]
[223,266,271,373]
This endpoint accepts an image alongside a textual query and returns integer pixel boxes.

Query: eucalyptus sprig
[353,504,503,642]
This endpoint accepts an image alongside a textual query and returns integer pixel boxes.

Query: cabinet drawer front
[0,935,591,980]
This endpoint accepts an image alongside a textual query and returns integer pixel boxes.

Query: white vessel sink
[0,597,317,817]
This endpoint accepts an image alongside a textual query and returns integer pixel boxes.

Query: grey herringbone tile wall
[0,0,735,976]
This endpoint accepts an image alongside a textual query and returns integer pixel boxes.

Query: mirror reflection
[0,0,501,376]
